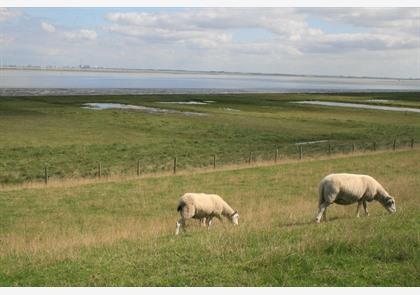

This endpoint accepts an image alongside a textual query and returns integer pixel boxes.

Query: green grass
[1,92,419,184]
[0,150,419,286]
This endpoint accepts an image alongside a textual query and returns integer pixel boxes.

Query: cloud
[105,9,241,49]
[301,8,418,29]
[40,21,97,42]
[297,33,418,55]
[104,9,304,44]
[0,35,13,44]
[0,8,21,22]
[299,8,420,39]
[107,24,231,49]
[64,29,97,41]
[104,8,418,54]
[41,21,56,33]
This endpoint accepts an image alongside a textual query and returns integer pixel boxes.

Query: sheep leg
[356,201,362,218]
[200,218,207,227]
[175,218,185,235]
[316,202,329,223]
[322,208,327,221]
[206,216,214,229]
[363,200,369,216]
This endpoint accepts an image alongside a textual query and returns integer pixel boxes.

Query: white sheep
[175,193,239,235]
[316,173,396,223]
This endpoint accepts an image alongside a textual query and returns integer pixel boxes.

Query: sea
[0,69,419,96]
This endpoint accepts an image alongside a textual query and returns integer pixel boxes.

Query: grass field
[1,92,419,184]
[1,91,419,286]
[0,149,419,286]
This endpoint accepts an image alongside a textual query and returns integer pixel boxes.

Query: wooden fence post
[299,145,303,160]
[328,143,331,155]
[249,152,253,165]
[173,157,177,174]
[373,142,376,151]
[275,148,278,163]
[98,162,101,178]
[352,143,355,153]
[393,139,396,151]
[411,138,414,149]
[213,154,216,169]
[137,159,140,176]
[44,166,48,185]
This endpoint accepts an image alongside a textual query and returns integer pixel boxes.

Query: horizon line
[1,64,418,81]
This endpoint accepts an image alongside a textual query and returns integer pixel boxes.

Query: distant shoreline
[1,66,418,81]
[1,88,419,97]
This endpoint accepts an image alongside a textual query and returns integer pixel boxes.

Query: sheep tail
[177,202,185,212]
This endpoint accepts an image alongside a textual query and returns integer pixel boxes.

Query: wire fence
[27,137,416,185]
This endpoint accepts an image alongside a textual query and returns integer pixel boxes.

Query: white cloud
[0,35,13,44]
[0,8,21,22]
[64,29,97,41]
[107,23,231,49]
[299,8,420,44]
[45,48,60,56]
[104,8,304,45]
[302,8,419,30]
[104,8,418,54]
[41,21,56,33]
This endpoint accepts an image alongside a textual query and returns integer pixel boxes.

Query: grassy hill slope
[0,150,419,286]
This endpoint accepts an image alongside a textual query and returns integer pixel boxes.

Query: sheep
[316,173,396,223]
[175,193,239,235]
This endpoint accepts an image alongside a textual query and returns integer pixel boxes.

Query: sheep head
[231,211,239,225]
[380,196,396,213]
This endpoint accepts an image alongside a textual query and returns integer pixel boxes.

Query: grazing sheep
[316,173,396,223]
[175,193,239,235]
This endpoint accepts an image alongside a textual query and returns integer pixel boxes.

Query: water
[222,108,241,112]
[158,101,210,105]
[293,101,420,113]
[81,103,207,116]
[1,69,419,95]
[366,99,392,103]
[295,140,328,145]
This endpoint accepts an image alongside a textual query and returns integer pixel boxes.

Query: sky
[0,7,419,78]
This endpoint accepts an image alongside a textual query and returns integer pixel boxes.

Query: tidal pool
[292,101,420,113]
[81,103,207,116]
[295,140,328,145]
[157,101,210,105]
[366,99,392,103]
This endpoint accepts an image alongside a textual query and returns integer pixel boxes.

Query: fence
[1,138,417,186]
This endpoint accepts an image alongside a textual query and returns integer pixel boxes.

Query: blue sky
[0,7,418,78]
[23,7,183,27]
